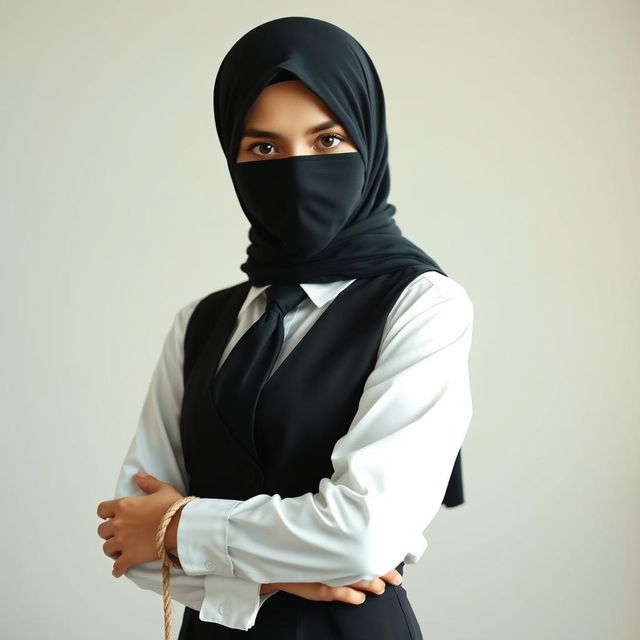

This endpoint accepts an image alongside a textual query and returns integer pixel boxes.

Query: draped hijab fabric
[213,16,447,285]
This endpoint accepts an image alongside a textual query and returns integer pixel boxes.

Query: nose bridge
[280,130,321,157]
[289,144,314,157]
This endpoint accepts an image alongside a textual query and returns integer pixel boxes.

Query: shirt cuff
[199,574,279,630]
[177,497,242,577]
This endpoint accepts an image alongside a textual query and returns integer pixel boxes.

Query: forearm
[167,505,279,598]
[177,290,474,587]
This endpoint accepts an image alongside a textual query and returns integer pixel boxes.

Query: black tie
[212,282,308,454]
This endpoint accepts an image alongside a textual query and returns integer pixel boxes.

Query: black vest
[177,266,462,639]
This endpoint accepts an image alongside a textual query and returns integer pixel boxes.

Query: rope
[155,495,201,640]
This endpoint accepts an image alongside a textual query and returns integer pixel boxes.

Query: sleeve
[177,275,475,587]
[113,298,278,631]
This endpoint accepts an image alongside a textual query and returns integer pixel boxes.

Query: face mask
[230,151,365,258]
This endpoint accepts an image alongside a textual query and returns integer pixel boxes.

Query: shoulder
[396,269,473,318]
[171,279,249,337]
[172,295,206,339]
[169,279,253,353]
[382,269,474,348]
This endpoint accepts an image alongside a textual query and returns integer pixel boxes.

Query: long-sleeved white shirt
[113,269,474,631]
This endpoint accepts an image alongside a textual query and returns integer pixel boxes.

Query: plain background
[1,1,638,638]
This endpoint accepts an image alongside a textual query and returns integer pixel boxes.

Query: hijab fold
[213,16,446,285]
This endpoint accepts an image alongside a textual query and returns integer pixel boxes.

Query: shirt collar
[238,279,356,317]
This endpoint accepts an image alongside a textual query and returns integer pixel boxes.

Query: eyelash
[247,133,346,156]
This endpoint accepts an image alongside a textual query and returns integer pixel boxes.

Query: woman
[97,16,474,639]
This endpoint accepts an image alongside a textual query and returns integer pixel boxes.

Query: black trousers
[178,562,423,639]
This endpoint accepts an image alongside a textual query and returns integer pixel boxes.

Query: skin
[235,78,359,163]
[97,472,402,604]
[97,80,403,606]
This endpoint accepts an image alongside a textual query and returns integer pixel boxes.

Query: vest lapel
[201,280,257,462]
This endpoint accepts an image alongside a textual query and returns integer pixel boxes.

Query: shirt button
[204,559,216,571]
[218,602,230,615]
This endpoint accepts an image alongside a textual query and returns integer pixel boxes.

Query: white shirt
[113,269,474,631]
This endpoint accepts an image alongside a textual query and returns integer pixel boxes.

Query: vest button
[204,559,216,571]
[218,602,230,615]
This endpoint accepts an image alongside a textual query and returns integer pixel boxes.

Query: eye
[316,133,345,150]
[245,132,348,158]
[248,142,276,157]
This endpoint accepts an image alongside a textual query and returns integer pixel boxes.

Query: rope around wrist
[156,495,201,640]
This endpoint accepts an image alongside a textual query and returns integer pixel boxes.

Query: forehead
[220,59,371,163]
[242,80,351,138]
[245,80,332,118]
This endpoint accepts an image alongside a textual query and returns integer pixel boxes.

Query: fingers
[112,553,130,578]
[380,568,403,585]
[275,570,403,607]
[348,577,387,595]
[96,519,115,541]
[344,568,403,596]
[276,582,367,605]
[316,584,366,605]
[333,586,367,605]
[97,500,117,519]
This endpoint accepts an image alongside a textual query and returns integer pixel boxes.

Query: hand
[261,568,403,604]
[96,471,184,578]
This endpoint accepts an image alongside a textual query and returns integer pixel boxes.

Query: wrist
[164,503,186,552]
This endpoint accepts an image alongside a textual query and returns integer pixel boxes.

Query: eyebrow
[241,119,343,139]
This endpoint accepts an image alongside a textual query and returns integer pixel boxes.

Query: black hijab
[213,16,447,285]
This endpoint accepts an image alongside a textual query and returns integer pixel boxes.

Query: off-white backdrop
[1,1,638,638]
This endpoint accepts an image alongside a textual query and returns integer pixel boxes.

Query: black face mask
[213,16,445,285]
[231,151,365,258]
